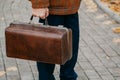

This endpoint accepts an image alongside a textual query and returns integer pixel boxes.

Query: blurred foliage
[101,0,120,15]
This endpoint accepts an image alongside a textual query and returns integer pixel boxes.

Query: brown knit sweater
[29,0,82,15]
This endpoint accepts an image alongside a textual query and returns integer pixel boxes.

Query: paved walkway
[0,0,120,80]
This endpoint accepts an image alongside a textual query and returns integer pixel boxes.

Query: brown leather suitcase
[5,21,72,65]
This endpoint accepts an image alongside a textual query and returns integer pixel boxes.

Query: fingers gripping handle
[29,16,48,25]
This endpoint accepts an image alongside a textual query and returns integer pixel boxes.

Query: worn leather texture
[5,22,72,65]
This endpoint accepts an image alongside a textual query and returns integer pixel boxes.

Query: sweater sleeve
[29,0,49,8]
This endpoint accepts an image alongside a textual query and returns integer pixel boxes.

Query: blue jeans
[37,12,80,80]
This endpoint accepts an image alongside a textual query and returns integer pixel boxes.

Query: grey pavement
[0,0,120,80]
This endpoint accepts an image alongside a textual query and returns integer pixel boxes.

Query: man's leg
[37,62,55,80]
[37,15,65,80]
[60,12,80,80]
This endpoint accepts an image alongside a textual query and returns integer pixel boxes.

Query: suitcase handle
[30,15,34,21]
[29,16,48,25]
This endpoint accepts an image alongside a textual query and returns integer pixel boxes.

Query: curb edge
[94,0,120,24]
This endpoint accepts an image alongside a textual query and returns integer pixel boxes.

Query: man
[29,0,82,80]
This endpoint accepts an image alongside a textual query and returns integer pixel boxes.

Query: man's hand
[32,8,49,19]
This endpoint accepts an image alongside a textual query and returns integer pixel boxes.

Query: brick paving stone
[0,5,6,38]
[16,59,34,80]
[88,44,105,53]
[29,65,38,80]
[108,68,120,77]
[3,58,20,80]
[3,0,15,27]
[80,46,97,59]
[99,45,118,57]
[94,66,111,75]
[99,57,117,68]
[115,77,120,80]
[78,61,94,70]
[110,45,120,56]
[95,52,107,59]
[78,50,88,62]
[79,39,88,47]
[75,63,89,80]
[17,65,34,80]
[84,69,100,79]
[0,39,6,53]
[88,58,103,67]
[101,75,114,80]
[0,51,6,80]
[11,0,31,22]
[89,79,102,80]
[111,56,120,64]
